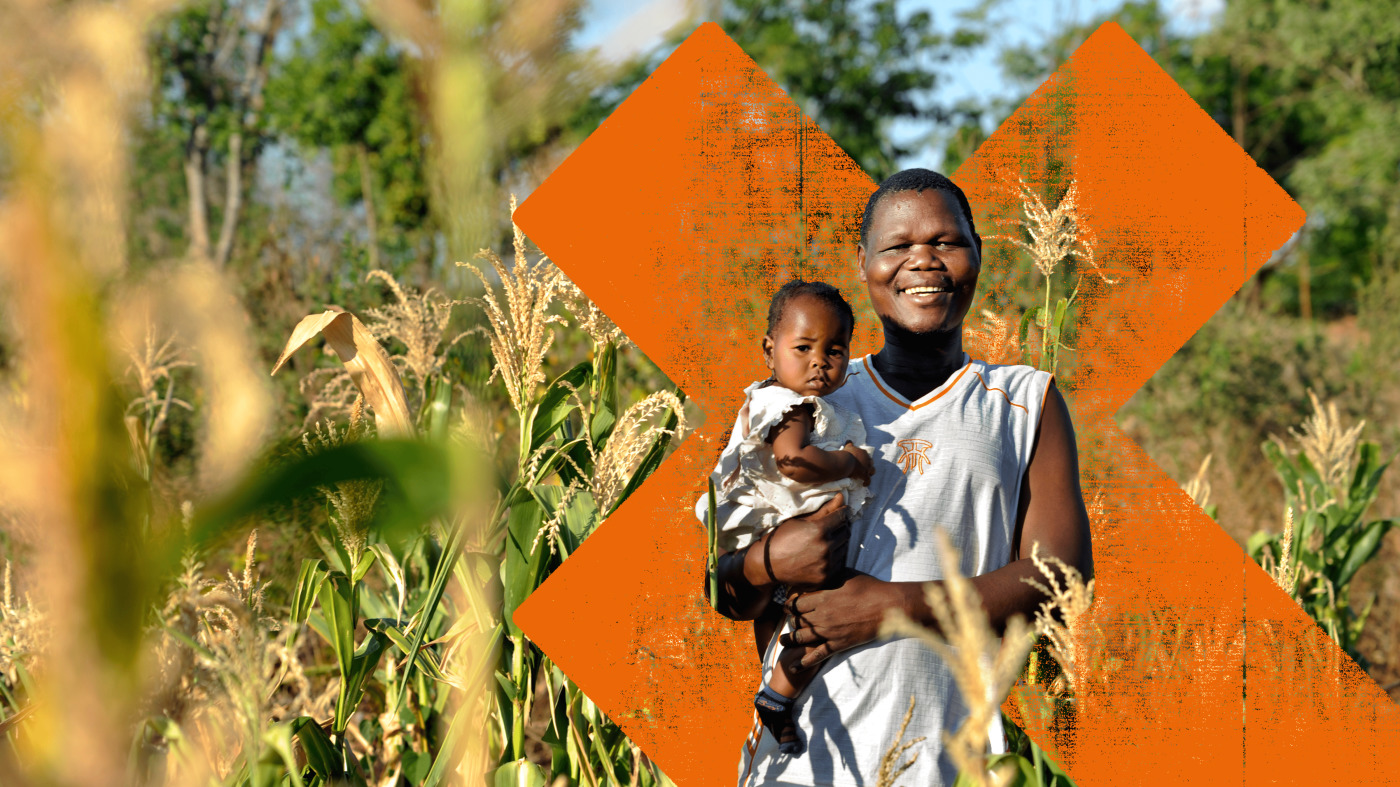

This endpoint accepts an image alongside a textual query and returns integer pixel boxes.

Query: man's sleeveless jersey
[720,354,1053,787]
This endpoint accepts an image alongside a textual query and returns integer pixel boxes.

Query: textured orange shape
[513,21,1399,787]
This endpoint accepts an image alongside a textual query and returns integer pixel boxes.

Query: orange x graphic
[512,21,1398,786]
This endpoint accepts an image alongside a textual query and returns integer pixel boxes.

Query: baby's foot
[754,685,804,755]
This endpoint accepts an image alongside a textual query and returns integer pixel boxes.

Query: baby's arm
[768,406,871,484]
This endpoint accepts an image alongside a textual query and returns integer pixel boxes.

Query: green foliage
[266,0,435,264]
[1248,439,1397,660]
[1001,718,1075,787]
[571,1,987,182]
[723,0,986,180]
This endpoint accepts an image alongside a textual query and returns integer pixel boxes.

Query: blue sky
[574,0,1223,168]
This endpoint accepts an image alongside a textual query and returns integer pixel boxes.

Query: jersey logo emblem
[895,438,933,474]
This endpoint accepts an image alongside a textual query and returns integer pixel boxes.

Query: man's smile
[897,279,958,304]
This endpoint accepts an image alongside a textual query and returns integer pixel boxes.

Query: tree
[567,1,987,183]
[722,0,986,180]
[267,0,434,271]
[149,0,287,267]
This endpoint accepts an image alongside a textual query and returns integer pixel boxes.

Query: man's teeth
[903,287,951,294]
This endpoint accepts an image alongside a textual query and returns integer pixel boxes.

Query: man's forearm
[892,556,1083,636]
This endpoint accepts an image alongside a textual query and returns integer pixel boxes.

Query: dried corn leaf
[273,310,414,437]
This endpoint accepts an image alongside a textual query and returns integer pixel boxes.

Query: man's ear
[761,335,775,369]
[856,244,867,283]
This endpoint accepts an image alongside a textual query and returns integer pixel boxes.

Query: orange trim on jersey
[971,370,1029,413]
[740,712,764,787]
[861,356,971,410]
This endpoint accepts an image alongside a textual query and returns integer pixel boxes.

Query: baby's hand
[842,442,874,486]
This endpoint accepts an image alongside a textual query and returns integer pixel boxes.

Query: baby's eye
[795,344,810,352]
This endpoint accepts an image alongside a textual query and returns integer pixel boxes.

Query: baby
[708,279,874,755]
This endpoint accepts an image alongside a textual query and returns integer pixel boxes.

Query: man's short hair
[859,169,978,249]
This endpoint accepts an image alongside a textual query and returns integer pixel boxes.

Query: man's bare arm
[970,378,1093,629]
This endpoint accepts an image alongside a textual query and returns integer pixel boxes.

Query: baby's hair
[765,279,856,338]
[859,168,977,249]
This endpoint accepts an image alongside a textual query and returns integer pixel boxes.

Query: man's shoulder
[966,357,1053,413]
[969,357,1049,385]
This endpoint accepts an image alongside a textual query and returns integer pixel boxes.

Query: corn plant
[991,176,1116,376]
[460,212,685,786]
[1247,392,1397,660]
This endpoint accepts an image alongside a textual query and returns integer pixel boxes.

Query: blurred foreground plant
[881,531,1036,787]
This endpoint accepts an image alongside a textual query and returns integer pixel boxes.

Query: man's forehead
[871,189,964,232]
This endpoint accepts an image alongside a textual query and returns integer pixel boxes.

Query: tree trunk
[184,122,211,261]
[214,131,242,267]
[357,143,380,270]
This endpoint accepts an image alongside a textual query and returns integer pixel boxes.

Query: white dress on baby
[710,380,871,554]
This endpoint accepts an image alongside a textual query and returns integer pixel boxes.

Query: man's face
[858,188,981,338]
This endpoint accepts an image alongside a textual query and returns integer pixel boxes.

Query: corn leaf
[530,361,590,452]
[422,702,473,787]
[390,512,466,719]
[261,722,306,787]
[611,391,684,515]
[289,717,340,781]
[420,376,454,440]
[590,342,618,446]
[1343,443,1387,520]
[351,549,378,583]
[340,630,390,726]
[1018,307,1040,362]
[1263,440,1305,495]
[291,559,330,629]
[531,484,598,556]
[1337,518,1396,589]
[271,309,414,437]
[502,497,548,636]
[319,572,356,690]
[364,618,447,681]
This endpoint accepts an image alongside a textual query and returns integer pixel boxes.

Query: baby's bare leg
[771,644,816,696]
[753,603,783,659]
[754,633,814,755]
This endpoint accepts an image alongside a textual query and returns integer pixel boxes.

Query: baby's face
[762,295,852,398]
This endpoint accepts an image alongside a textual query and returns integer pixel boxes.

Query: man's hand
[779,573,912,669]
[841,442,874,486]
[749,492,851,590]
[716,493,850,620]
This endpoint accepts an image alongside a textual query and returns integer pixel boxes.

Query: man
[704,169,1094,786]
